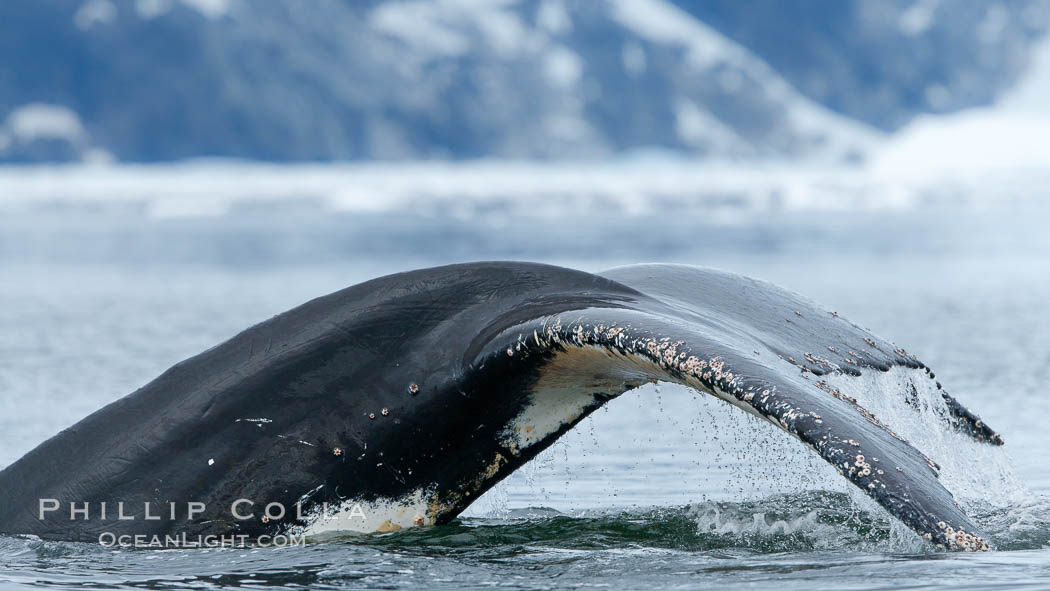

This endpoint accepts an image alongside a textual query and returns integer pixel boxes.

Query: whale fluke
[0,262,1000,551]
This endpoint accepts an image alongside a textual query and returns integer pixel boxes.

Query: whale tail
[0,262,1003,551]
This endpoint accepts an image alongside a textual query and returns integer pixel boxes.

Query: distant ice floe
[0,159,966,221]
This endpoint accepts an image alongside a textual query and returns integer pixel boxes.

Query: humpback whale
[0,262,1001,551]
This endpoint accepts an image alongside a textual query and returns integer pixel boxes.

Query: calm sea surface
[1,197,1049,589]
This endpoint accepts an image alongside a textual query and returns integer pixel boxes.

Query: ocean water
[1,176,1050,589]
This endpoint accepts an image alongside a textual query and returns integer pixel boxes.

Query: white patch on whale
[498,339,780,460]
[298,488,433,536]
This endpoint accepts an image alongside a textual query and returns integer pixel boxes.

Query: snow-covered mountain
[0,0,1046,163]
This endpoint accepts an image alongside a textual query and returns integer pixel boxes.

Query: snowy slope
[875,38,1050,179]
[0,0,1045,163]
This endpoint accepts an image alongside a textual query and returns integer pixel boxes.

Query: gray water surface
[2,204,1049,589]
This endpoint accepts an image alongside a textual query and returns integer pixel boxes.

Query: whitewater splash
[472,367,1047,554]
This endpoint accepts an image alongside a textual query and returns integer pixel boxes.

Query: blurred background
[2,0,1050,508]
[2,0,1050,265]
[2,0,1050,240]
[2,0,1050,163]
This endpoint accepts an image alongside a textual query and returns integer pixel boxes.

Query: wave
[329,490,1050,555]
[3,489,1047,563]
[0,160,1047,223]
